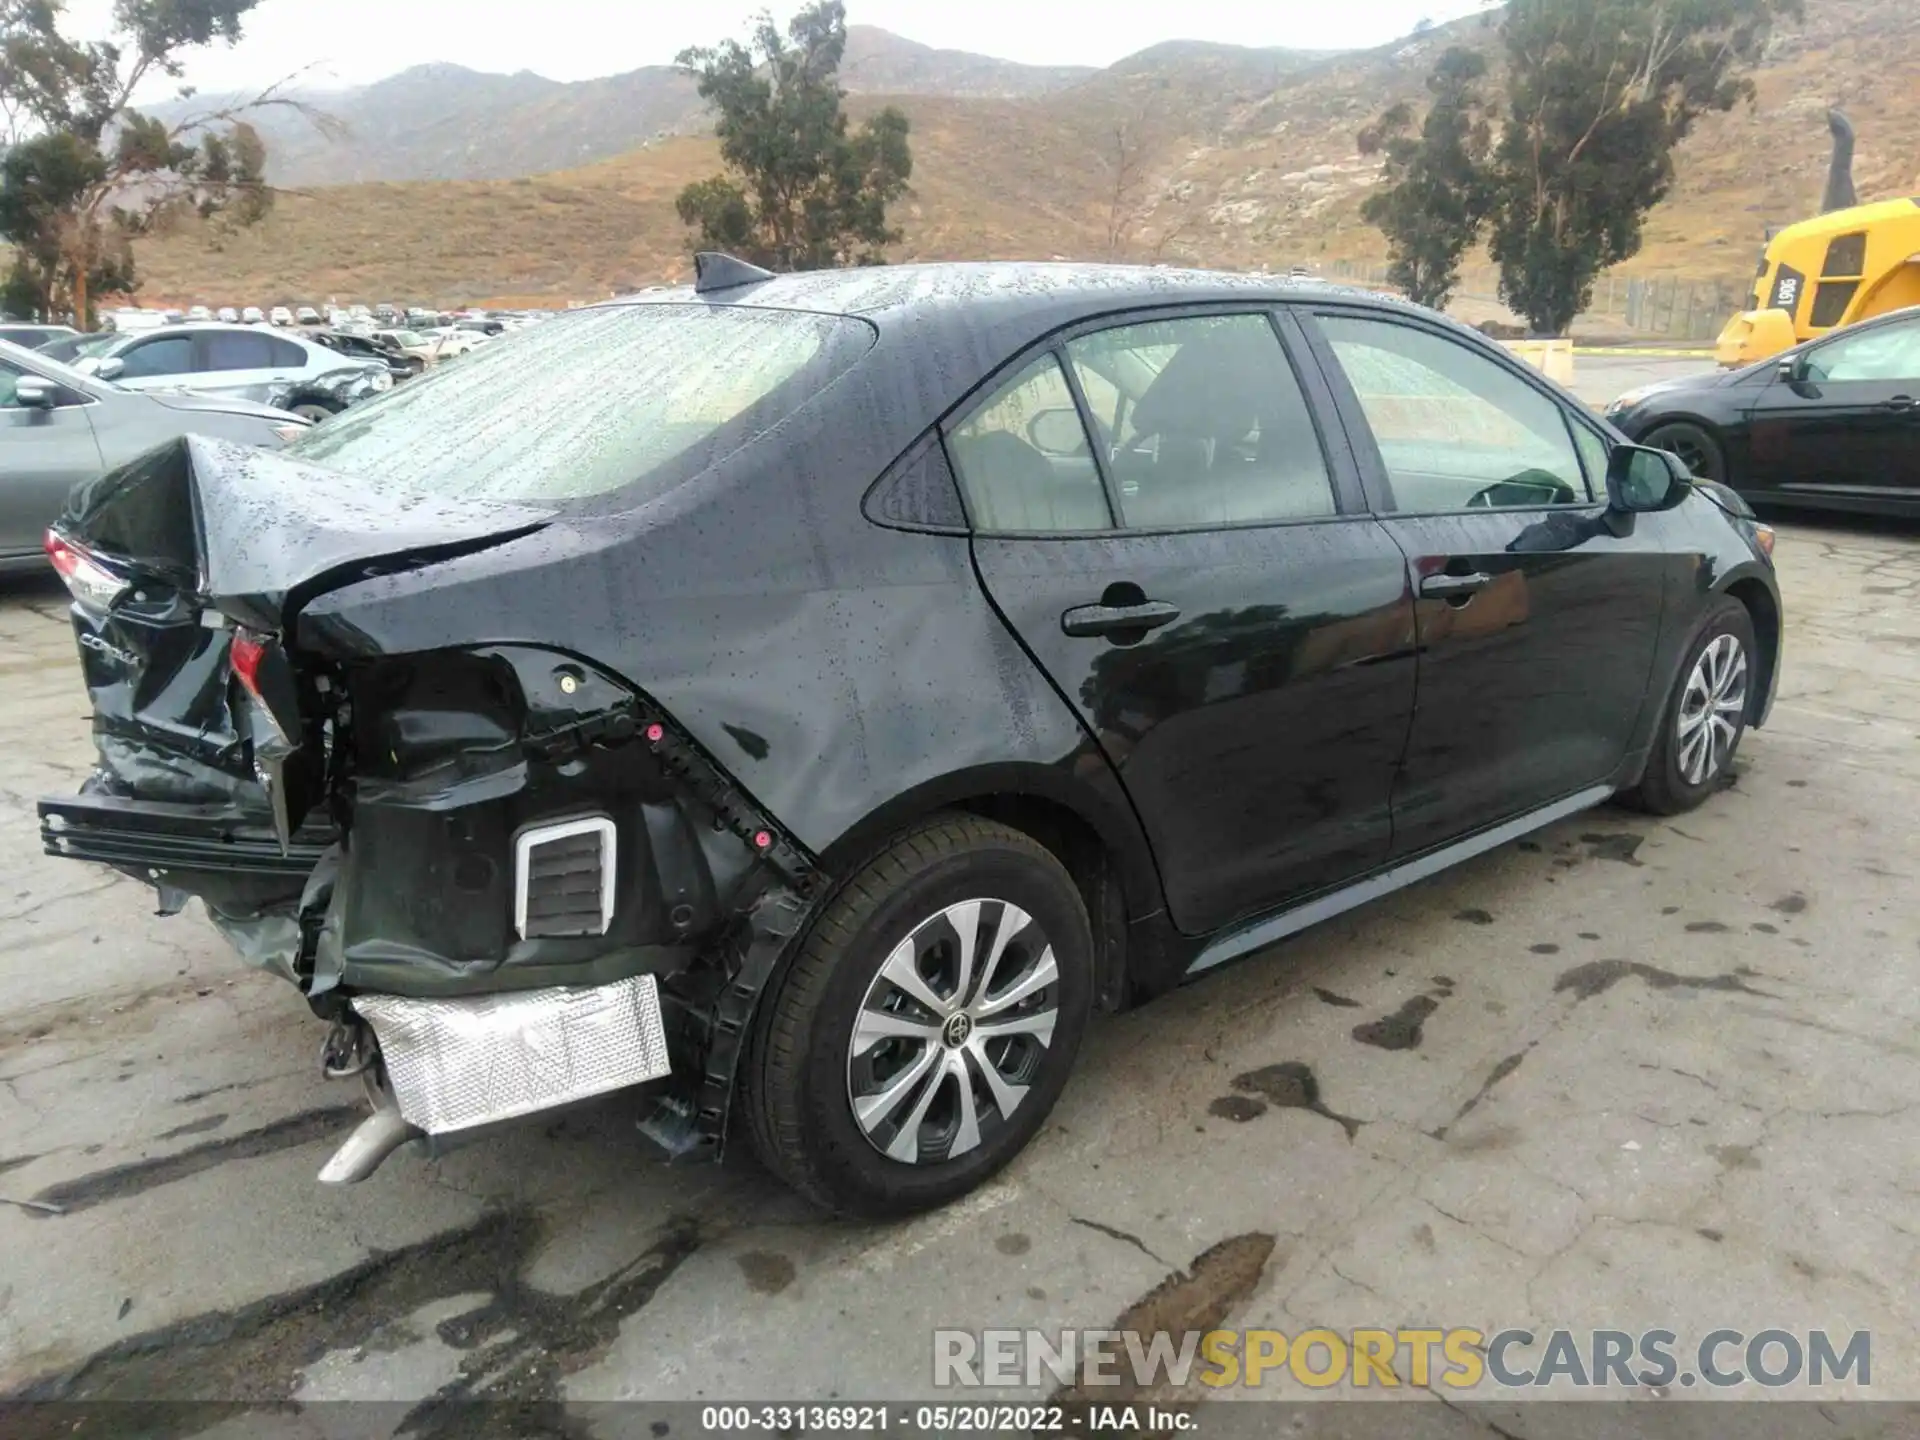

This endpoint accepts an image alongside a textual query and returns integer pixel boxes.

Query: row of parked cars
[0,300,567,575]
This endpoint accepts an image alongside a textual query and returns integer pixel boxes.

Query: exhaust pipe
[318,1073,420,1185]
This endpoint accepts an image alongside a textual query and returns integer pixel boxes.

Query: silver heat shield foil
[353,975,671,1134]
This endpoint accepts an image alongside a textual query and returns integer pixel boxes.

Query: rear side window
[946,355,1111,532]
[1065,314,1336,527]
[286,305,875,502]
[270,336,309,367]
[202,331,278,371]
[1318,314,1590,511]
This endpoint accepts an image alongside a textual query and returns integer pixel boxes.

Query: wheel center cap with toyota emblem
[941,1012,973,1049]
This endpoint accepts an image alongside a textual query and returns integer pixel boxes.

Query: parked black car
[38,258,1782,1216]
[1608,303,1920,517]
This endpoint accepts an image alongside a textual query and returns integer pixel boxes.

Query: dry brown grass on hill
[128,0,1920,309]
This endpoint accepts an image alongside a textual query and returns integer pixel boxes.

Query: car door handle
[1061,600,1181,638]
[1881,395,1916,412]
[1419,571,1494,599]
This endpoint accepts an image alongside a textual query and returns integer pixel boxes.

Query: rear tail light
[229,626,298,749]
[229,629,268,699]
[44,531,130,612]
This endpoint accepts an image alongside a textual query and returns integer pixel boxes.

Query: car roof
[596,261,1476,391]
[604,260,1427,330]
[110,321,309,338]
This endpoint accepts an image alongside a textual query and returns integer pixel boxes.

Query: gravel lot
[2,483,1917,1427]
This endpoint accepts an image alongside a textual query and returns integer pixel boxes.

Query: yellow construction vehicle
[1715,110,1920,367]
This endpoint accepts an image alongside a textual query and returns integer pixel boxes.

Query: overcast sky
[60,0,1494,97]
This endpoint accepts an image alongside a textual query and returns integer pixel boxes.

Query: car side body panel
[1612,305,1920,518]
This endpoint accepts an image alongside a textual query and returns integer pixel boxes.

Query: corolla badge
[78,632,138,668]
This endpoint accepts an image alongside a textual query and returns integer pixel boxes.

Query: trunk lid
[51,434,555,825]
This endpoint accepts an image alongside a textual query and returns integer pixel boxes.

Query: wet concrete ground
[1,510,1917,1427]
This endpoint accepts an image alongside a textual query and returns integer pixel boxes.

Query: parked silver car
[73,324,391,420]
[1,339,305,573]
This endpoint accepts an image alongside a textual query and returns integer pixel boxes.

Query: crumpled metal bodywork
[217,361,388,413]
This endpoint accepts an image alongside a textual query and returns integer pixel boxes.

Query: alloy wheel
[845,898,1060,1165]
[1676,632,1749,785]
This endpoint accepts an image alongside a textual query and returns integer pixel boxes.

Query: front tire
[289,399,341,423]
[1625,596,1756,814]
[744,814,1092,1217]
[1642,421,1726,483]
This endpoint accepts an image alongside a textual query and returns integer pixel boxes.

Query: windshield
[287,303,874,503]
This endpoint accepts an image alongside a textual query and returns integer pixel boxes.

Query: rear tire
[744,814,1092,1217]
[1642,421,1726,483]
[1624,596,1756,815]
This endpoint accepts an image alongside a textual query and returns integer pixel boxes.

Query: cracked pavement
[0,500,1916,1423]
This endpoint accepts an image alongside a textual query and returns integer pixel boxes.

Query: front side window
[0,358,23,407]
[1570,423,1610,494]
[946,354,1110,533]
[1803,318,1920,382]
[1317,315,1590,512]
[286,304,874,503]
[113,336,195,379]
[1065,313,1336,527]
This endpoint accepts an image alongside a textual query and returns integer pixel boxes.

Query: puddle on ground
[1220,1062,1364,1140]
[1352,995,1439,1051]
[1554,960,1775,1002]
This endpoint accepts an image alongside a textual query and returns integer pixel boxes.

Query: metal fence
[1309,257,1749,345]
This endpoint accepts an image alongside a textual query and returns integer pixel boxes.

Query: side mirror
[1606,444,1689,512]
[1776,355,1802,383]
[12,375,54,409]
[1027,407,1089,457]
[91,356,125,381]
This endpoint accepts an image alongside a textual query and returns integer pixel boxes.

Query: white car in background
[424,326,489,358]
[217,306,240,323]
[269,306,294,326]
[187,305,212,322]
[72,322,391,420]
[242,306,266,324]
[296,306,322,325]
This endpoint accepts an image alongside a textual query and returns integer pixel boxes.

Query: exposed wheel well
[1723,577,1779,726]
[950,793,1132,1011]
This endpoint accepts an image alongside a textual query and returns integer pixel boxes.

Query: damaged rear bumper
[37,644,824,1178]
[318,974,673,1183]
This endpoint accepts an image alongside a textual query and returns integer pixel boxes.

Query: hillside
[152,26,1098,188]
[129,0,1920,307]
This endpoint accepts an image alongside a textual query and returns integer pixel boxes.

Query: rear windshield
[285,303,874,503]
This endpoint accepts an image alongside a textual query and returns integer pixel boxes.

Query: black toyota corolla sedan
[39,258,1782,1216]
[1608,303,1920,517]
